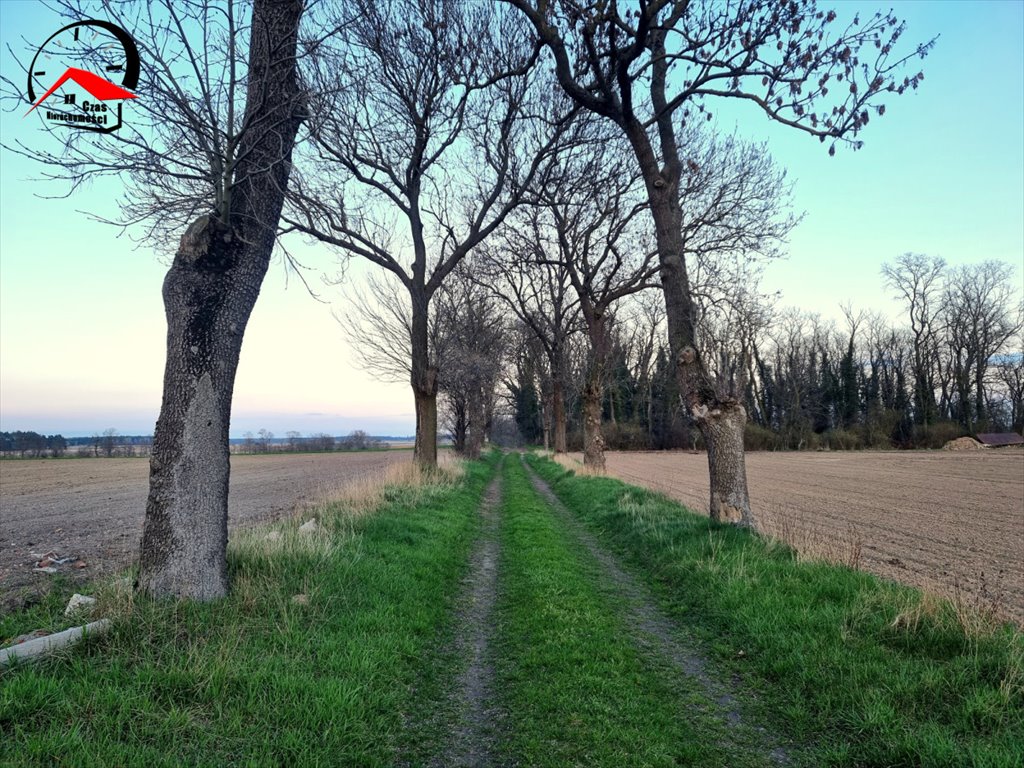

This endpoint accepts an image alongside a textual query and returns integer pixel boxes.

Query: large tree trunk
[139,220,247,600]
[411,290,439,468]
[541,393,551,451]
[138,0,305,600]
[466,386,485,459]
[582,382,605,470]
[582,311,608,471]
[414,387,439,467]
[552,378,568,453]
[648,184,753,527]
[451,396,467,454]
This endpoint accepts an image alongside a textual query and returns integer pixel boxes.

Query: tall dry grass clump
[230,455,465,563]
[324,452,464,518]
[755,502,864,570]
[551,452,605,476]
[226,455,466,610]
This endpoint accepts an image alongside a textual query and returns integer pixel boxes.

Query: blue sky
[1,0,1022,437]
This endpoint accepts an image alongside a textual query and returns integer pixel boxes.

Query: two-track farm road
[581,449,1024,623]
[0,451,406,610]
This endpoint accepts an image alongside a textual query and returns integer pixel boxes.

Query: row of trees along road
[3,0,934,600]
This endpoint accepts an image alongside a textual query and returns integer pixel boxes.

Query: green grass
[5,450,1019,767]
[525,452,1024,767]
[495,455,747,767]
[1,454,499,767]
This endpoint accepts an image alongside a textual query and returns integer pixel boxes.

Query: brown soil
[575,449,1024,623]
[0,451,406,612]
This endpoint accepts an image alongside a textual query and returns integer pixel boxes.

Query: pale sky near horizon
[1,0,1022,437]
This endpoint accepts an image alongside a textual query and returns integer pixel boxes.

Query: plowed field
[0,451,406,611]
[577,449,1024,622]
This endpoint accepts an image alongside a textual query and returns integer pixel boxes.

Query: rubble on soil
[31,551,82,574]
[64,593,98,617]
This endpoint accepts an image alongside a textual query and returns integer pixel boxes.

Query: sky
[1,0,1022,438]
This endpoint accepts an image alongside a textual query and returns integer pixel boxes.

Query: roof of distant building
[974,432,1024,446]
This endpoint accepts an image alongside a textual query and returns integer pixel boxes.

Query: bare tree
[941,261,1024,430]
[525,124,658,469]
[309,432,337,452]
[993,333,1024,433]
[481,215,582,453]
[618,291,667,445]
[506,0,931,525]
[285,0,573,469]
[337,269,502,455]
[882,253,945,426]
[256,428,275,454]
[336,270,444,386]
[100,428,119,458]
[503,322,548,447]
[435,265,508,459]
[3,0,307,599]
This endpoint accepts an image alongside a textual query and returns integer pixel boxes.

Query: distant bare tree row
[0,430,159,458]
[236,429,385,454]
[0,431,69,458]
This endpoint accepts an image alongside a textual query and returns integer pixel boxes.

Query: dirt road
[573,449,1024,622]
[0,451,406,610]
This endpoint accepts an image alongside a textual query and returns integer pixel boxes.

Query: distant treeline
[502,258,1024,453]
[0,429,151,458]
[0,429,399,458]
[0,431,70,457]
[234,429,391,454]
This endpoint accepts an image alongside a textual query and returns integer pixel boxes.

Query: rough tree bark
[646,164,753,526]
[138,0,306,599]
[451,396,468,454]
[541,390,551,451]
[582,311,608,471]
[411,296,440,468]
[551,375,568,454]
[466,387,486,459]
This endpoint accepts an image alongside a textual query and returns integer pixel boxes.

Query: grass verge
[1,454,496,767]
[495,455,741,767]
[525,452,1024,767]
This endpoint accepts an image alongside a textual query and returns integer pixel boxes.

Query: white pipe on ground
[0,619,111,667]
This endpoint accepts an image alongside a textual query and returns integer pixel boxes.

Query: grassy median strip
[495,454,736,767]
[0,455,498,767]
[525,452,1024,768]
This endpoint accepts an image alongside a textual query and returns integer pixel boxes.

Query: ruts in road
[423,453,793,767]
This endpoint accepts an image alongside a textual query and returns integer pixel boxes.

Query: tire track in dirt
[431,458,506,768]
[522,457,793,766]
